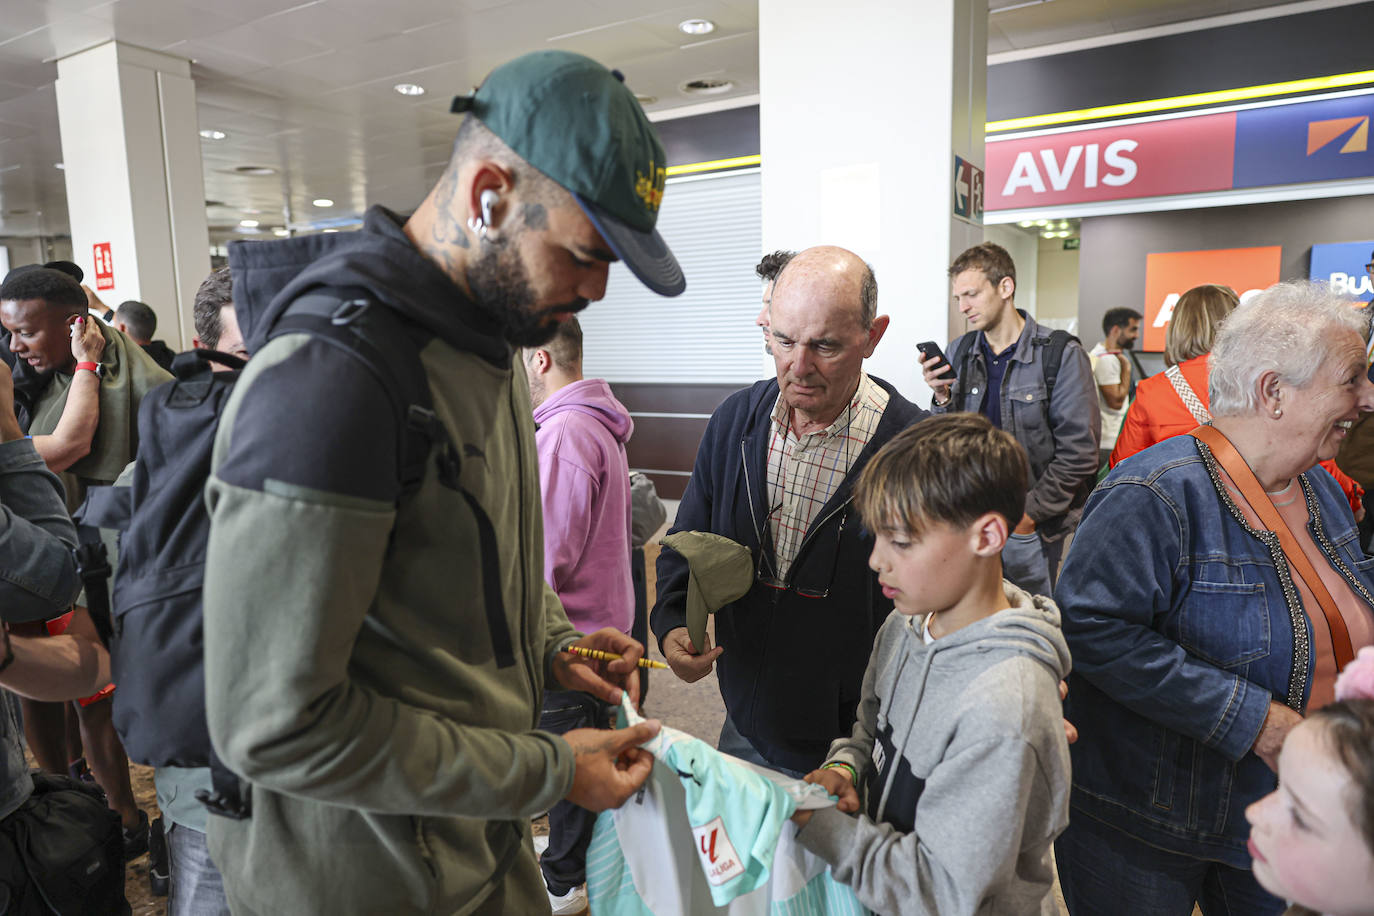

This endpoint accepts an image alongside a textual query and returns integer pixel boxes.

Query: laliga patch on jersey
[693,816,744,886]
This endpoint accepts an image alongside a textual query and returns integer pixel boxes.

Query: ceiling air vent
[680,77,734,96]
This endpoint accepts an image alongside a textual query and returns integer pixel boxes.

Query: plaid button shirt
[764,373,888,582]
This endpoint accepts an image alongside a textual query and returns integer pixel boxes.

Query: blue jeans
[538,689,612,895]
[166,822,231,916]
[1003,530,1064,597]
[717,715,806,779]
[1056,812,1282,916]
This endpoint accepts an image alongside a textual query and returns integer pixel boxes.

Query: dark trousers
[538,689,613,895]
[631,547,649,704]
[1056,811,1282,916]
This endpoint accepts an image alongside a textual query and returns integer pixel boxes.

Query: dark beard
[1121,338,1136,350]
[466,237,588,347]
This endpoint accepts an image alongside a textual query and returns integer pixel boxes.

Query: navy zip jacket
[651,376,927,773]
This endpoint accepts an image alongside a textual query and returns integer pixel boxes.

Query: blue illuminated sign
[1233,95,1374,188]
[1309,240,1374,302]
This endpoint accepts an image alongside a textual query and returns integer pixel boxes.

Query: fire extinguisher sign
[93,243,114,290]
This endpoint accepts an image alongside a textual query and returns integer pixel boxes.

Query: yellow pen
[563,645,669,670]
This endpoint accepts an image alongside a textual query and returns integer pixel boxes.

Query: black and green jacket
[203,206,580,915]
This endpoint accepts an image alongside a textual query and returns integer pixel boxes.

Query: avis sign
[1142,246,1281,351]
[987,114,1237,210]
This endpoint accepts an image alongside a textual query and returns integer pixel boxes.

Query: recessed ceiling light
[312,198,333,208]
[1034,219,1049,227]
[273,228,290,237]
[635,94,657,106]
[234,165,277,176]
[680,77,734,95]
[199,129,227,141]
[678,18,716,35]
[54,162,63,170]
[322,229,340,233]
[239,219,259,228]
[1017,220,1034,228]
[1041,231,1055,239]
[394,83,425,96]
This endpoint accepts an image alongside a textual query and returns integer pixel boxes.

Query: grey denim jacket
[933,311,1101,539]
[0,438,83,819]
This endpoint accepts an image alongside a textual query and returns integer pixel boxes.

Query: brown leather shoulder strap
[1191,424,1355,670]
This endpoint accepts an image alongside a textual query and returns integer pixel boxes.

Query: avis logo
[1307,117,1369,156]
[1153,288,1265,327]
[1001,140,1138,196]
[692,816,744,886]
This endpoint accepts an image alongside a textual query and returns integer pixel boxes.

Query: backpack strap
[71,490,132,650]
[269,288,436,499]
[266,289,517,670]
[1032,329,1079,403]
[947,334,975,406]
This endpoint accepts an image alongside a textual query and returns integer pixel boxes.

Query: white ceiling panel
[0,0,1334,240]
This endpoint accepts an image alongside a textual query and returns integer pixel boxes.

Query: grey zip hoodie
[797,584,1072,915]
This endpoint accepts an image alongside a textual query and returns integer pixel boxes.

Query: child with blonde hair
[1246,647,1374,916]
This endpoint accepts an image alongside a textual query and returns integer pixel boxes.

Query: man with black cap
[202,50,681,915]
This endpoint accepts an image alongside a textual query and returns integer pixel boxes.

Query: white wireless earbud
[480,189,498,227]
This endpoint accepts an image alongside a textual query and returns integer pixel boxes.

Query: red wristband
[75,362,99,373]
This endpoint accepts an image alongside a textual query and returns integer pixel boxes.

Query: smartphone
[916,341,955,380]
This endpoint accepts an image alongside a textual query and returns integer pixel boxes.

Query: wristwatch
[75,361,103,377]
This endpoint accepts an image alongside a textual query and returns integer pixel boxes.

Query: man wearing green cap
[201,50,680,915]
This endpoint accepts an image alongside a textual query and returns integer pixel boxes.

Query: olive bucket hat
[659,531,753,655]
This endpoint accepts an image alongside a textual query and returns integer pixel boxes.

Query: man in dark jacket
[202,51,679,915]
[652,245,927,775]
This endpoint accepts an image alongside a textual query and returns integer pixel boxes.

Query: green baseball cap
[451,50,685,297]
[660,531,754,655]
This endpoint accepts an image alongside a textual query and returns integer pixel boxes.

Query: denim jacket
[1055,434,1374,866]
[0,438,83,820]
[933,311,1100,541]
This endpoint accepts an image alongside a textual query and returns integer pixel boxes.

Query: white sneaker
[548,885,587,915]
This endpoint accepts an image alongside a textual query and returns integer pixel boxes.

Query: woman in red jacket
[1112,283,1364,516]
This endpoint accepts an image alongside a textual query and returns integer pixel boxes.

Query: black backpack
[0,772,129,915]
[75,287,473,818]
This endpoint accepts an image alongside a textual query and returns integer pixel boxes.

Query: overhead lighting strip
[665,154,761,177]
[986,68,1374,133]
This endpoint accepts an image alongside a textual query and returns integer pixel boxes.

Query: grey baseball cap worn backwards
[451,50,686,297]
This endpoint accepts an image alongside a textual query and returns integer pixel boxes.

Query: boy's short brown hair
[948,242,1016,293]
[855,413,1028,537]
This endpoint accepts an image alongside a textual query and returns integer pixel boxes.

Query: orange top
[1111,353,1364,514]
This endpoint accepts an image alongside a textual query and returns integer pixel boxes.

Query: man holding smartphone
[921,242,1099,595]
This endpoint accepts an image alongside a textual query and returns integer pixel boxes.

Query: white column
[56,41,210,350]
[758,0,986,403]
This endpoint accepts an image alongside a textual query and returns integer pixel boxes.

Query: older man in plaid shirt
[651,245,928,775]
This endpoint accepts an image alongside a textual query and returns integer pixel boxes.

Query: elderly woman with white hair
[1053,281,1374,916]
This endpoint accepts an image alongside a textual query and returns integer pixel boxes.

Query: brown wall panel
[626,415,710,472]
[610,383,741,416]
[644,472,690,501]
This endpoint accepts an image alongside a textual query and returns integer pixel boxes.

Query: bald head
[771,246,877,332]
[768,246,889,431]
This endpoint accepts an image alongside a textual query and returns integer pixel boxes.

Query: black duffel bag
[0,772,128,915]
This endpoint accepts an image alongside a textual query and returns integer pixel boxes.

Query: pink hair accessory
[1334,645,1374,702]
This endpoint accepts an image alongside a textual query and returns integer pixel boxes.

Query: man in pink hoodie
[524,316,635,914]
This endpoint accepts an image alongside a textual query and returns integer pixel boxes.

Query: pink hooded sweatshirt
[533,378,635,634]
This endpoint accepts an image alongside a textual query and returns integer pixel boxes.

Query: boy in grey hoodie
[792,412,1072,915]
